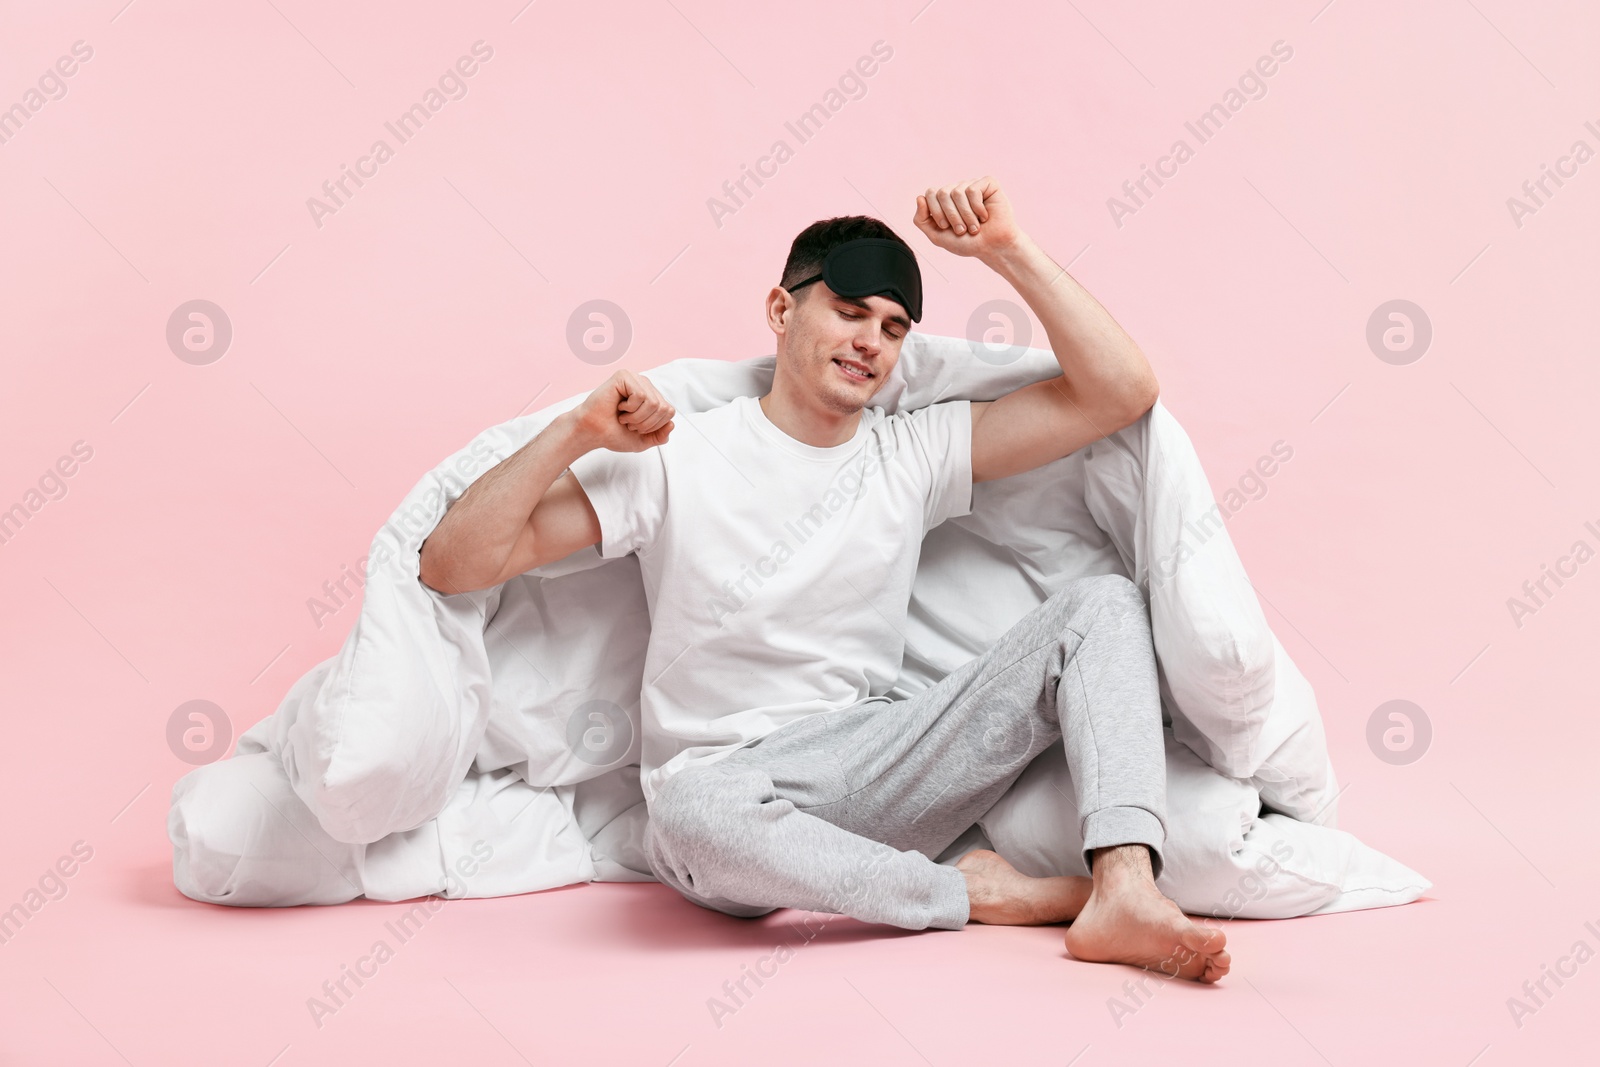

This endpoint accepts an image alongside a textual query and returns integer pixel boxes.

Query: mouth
[832,358,874,383]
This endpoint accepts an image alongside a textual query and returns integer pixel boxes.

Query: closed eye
[839,309,903,340]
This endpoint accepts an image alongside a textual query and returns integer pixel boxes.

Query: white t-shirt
[566,393,974,803]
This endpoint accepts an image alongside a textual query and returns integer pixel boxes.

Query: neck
[758,374,861,448]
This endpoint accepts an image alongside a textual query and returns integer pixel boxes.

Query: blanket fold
[186,331,1398,912]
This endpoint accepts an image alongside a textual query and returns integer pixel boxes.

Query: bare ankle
[1089,844,1154,887]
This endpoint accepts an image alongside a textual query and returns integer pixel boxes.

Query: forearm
[982,234,1158,411]
[420,410,592,591]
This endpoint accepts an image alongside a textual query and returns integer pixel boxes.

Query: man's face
[766,281,912,415]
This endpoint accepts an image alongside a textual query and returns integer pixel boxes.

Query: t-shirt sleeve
[909,399,974,533]
[565,445,668,559]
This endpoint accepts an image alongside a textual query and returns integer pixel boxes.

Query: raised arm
[418,369,677,595]
[913,176,1160,484]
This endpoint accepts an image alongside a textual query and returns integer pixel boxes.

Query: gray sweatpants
[642,572,1167,931]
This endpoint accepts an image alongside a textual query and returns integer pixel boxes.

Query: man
[419,177,1230,982]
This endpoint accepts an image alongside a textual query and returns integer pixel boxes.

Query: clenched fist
[572,369,677,453]
[912,176,1022,260]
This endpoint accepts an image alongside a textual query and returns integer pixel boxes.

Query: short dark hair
[779,215,915,297]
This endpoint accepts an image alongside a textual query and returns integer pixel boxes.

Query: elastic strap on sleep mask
[784,237,923,323]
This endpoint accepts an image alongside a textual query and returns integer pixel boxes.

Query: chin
[819,382,867,414]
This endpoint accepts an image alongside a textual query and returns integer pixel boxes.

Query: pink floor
[4,0,1598,1063]
[1,828,1595,1064]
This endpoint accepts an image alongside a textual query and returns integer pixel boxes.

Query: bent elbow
[1097,381,1158,437]
[1130,374,1160,415]
[1113,377,1159,430]
[417,539,468,596]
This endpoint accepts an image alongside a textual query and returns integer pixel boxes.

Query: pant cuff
[1082,805,1166,881]
[929,862,971,930]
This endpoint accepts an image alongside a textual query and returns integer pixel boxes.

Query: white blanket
[169,333,1429,916]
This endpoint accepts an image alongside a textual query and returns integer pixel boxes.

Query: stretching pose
[420,177,1229,982]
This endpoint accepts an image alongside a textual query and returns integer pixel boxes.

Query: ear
[766,286,795,334]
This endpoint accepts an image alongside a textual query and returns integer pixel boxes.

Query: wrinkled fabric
[170,332,1365,907]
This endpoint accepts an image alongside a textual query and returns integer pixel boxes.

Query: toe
[1180,922,1225,953]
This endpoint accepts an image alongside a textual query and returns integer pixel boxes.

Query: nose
[853,322,884,357]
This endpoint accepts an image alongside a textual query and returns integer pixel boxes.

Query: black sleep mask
[784,237,923,323]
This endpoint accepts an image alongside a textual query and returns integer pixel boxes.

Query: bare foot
[956,849,1093,925]
[1063,845,1230,984]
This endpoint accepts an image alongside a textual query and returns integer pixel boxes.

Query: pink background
[3,0,1597,1063]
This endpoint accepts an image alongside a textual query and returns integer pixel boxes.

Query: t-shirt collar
[746,395,873,460]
